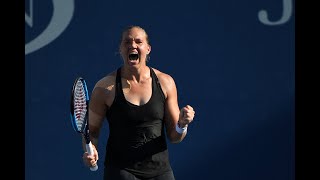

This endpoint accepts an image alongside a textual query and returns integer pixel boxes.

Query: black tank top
[105,66,172,178]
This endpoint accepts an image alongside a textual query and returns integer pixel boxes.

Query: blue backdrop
[25,0,295,179]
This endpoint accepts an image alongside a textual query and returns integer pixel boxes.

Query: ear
[147,45,151,54]
[119,46,123,55]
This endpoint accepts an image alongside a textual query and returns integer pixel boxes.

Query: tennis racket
[70,77,98,171]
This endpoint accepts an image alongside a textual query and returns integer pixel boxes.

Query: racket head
[70,77,90,133]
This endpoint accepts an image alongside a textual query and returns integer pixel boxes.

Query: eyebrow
[123,37,144,41]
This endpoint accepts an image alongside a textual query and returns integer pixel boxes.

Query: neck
[121,65,150,83]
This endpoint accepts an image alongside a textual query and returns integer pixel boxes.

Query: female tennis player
[82,25,195,180]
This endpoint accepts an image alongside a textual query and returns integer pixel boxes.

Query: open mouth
[129,53,139,60]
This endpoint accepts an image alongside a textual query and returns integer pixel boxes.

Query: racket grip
[86,142,99,171]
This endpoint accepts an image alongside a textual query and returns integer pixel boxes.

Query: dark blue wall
[25,0,295,179]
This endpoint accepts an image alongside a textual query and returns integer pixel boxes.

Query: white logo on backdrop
[25,0,292,56]
[25,0,75,55]
[258,0,293,25]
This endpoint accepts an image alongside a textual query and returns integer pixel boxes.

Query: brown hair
[121,25,150,44]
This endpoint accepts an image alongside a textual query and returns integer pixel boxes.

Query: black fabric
[103,166,175,180]
[105,66,172,179]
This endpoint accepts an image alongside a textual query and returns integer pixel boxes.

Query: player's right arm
[82,72,116,167]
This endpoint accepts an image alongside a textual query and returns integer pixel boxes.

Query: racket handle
[86,142,99,171]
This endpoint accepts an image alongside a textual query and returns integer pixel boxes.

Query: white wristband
[175,123,188,134]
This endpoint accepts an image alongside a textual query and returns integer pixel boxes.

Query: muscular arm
[86,87,108,147]
[81,87,107,155]
[157,71,195,143]
[82,75,116,166]
[164,76,186,143]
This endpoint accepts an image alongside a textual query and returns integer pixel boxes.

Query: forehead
[122,27,147,40]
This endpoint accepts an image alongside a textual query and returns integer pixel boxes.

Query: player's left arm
[159,72,195,143]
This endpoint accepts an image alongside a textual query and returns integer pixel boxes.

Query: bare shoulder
[91,71,117,107]
[94,71,117,91]
[151,68,176,97]
[152,68,174,83]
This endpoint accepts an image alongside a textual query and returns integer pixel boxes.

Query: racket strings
[74,81,88,131]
